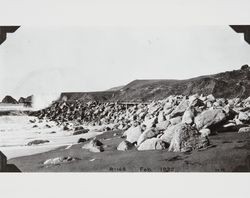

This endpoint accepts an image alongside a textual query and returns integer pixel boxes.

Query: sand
[8,130,250,172]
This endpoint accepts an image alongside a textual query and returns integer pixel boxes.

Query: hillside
[59,65,250,103]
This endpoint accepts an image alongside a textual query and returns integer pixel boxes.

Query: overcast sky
[1,25,250,101]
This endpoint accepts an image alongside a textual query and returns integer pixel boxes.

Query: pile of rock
[31,94,250,152]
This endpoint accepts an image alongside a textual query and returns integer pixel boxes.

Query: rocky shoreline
[29,94,250,154]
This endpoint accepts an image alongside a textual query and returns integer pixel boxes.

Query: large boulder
[137,128,160,145]
[117,140,134,151]
[194,109,227,130]
[123,125,144,144]
[82,139,104,152]
[168,123,209,152]
[137,138,169,151]
[160,123,186,143]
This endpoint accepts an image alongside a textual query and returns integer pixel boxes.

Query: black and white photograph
[1,24,250,172]
[0,1,250,197]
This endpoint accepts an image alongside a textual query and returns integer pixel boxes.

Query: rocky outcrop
[1,95,18,104]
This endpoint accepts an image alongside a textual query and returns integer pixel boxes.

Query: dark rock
[45,124,51,128]
[241,64,249,70]
[63,126,70,131]
[27,140,50,146]
[78,138,87,143]
[1,95,18,104]
[73,128,89,135]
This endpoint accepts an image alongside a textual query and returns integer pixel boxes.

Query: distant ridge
[58,65,250,103]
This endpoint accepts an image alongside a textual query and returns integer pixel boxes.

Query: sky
[1,25,250,105]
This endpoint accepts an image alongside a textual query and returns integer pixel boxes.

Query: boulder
[199,128,211,137]
[157,111,166,123]
[188,94,199,104]
[182,106,195,124]
[170,98,189,118]
[194,109,227,130]
[43,156,78,165]
[45,124,51,128]
[168,123,209,152]
[117,140,134,151]
[143,117,157,128]
[235,118,244,125]
[238,112,250,122]
[206,94,216,102]
[123,125,144,144]
[190,98,204,107]
[0,151,7,172]
[137,138,169,151]
[137,128,160,145]
[27,140,50,146]
[169,116,182,126]
[160,123,186,143]
[73,128,89,135]
[82,139,104,152]
[238,127,250,133]
[156,120,170,131]
[78,138,87,143]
